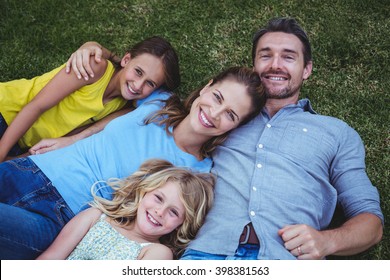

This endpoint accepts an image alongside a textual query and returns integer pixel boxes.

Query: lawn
[0,0,389,259]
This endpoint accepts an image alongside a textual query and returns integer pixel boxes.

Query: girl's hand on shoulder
[66,41,103,81]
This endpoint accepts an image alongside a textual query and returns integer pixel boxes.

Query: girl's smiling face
[119,53,165,100]
[136,181,185,241]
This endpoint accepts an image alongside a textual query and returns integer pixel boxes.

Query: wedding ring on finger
[297,246,303,256]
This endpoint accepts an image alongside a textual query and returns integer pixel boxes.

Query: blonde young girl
[0,36,180,162]
[37,159,214,260]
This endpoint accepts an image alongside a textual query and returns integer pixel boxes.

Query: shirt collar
[262,98,318,115]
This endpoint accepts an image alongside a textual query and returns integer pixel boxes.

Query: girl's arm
[0,59,107,162]
[29,106,133,155]
[37,208,102,260]
[138,244,174,260]
[66,41,119,81]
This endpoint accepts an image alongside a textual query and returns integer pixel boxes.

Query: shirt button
[250,211,256,216]
[257,163,262,169]
[258,144,264,149]
[252,186,257,191]
[266,124,272,128]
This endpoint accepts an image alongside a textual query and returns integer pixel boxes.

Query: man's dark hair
[252,17,312,66]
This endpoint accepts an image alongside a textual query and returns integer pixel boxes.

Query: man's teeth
[148,213,161,226]
[269,77,286,81]
[201,111,212,127]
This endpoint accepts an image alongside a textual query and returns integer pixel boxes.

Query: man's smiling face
[254,32,312,100]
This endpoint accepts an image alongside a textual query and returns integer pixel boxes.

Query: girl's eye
[154,194,162,202]
[135,69,142,76]
[170,209,179,217]
[146,80,156,88]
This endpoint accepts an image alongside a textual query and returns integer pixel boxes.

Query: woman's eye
[135,69,142,76]
[213,92,222,103]
[154,194,162,202]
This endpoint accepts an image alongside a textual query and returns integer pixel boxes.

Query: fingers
[279,224,325,259]
[94,47,102,63]
[73,50,89,81]
[65,49,100,81]
[29,140,55,155]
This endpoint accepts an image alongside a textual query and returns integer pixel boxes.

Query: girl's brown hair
[114,36,180,91]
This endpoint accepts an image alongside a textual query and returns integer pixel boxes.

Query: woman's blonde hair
[91,159,215,258]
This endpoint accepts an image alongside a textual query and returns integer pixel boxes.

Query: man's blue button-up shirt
[188,99,384,259]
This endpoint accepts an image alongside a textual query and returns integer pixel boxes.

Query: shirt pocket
[278,124,323,163]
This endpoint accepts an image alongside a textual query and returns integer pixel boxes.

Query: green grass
[1,0,389,259]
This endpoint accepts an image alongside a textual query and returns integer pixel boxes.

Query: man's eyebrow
[257,47,298,54]
[257,47,271,53]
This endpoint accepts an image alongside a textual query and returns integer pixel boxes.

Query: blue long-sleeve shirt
[188,98,383,259]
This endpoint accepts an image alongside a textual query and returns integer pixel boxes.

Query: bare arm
[29,106,133,155]
[0,62,105,162]
[278,213,383,259]
[37,208,101,260]
[66,41,120,81]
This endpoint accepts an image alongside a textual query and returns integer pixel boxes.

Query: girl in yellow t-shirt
[0,36,180,162]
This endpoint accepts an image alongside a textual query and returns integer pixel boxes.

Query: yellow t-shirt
[0,61,127,148]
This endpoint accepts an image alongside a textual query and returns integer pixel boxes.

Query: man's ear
[303,61,313,80]
[199,79,213,95]
[120,53,132,67]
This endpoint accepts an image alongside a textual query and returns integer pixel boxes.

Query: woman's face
[189,79,253,137]
[136,181,185,241]
[119,53,165,100]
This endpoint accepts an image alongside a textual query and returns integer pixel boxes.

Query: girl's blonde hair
[91,159,215,258]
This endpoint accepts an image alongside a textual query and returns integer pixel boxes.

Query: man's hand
[278,224,329,260]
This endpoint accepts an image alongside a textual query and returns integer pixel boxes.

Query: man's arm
[278,213,383,259]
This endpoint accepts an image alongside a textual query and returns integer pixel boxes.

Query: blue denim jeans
[0,157,74,259]
[180,244,260,260]
[0,113,25,156]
